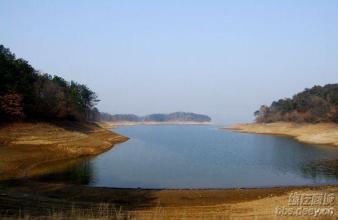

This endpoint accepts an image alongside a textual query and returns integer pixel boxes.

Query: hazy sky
[1,0,338,124]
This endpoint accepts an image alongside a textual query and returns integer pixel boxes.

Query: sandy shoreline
[0,121,128,180]
[227,122,338,147]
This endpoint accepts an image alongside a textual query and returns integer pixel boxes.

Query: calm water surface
[35,125,338,189]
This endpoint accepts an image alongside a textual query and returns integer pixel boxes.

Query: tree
[0,91,24,119]
[0,44,101,121]
[254,105,269,123]
[254,84,338,123]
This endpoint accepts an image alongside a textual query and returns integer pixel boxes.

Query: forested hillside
[144,112,211,122]
[0,45,99,121]
[100,112,211,123]
[254,84,338,123]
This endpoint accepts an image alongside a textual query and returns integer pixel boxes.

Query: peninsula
[229,84,338,146]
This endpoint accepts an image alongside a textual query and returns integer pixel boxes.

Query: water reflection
[31,125,338,188]
[32,158,95,185]
[300,159,338,180]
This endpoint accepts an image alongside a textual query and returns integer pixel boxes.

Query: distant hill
[100,112,211,123]
[254,84,338,123]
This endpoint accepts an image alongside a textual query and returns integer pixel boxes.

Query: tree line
[98,112,211,122]
[254,84,338,123]
[0,45,99,122]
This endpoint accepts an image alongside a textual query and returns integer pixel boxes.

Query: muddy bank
[227,122,338,147]
[0,121,128,180]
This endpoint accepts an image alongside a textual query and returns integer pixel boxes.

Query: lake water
[35,125,338,189]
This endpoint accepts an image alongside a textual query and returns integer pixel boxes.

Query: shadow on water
[28,157,97,185]
[22,157,156,208]
[300,159,338,180]
[31,154,338,188]
[0,180,157,217]
[1,158,157,216]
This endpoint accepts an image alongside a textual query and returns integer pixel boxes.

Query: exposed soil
[227,122,338,147]
[0,121,128,180]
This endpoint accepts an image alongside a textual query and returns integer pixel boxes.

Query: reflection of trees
[33,159,95,185]
[249,134,338,182]
[299,159,338,180]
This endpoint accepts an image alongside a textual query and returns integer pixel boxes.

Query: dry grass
[1,203,126,220]
[127,186,338,219]
[227,122,338,146]
[0,189,334,219]
[1,182,337,220]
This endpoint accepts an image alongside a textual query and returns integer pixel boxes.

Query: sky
[1,0,338,124]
